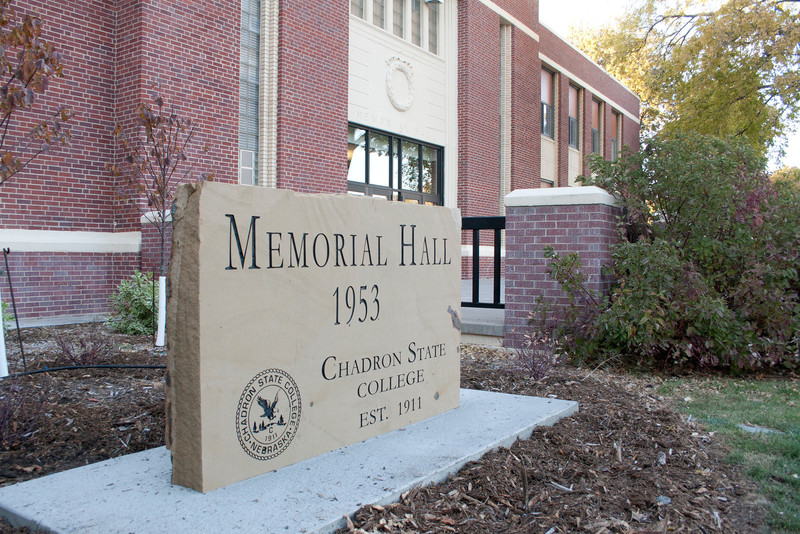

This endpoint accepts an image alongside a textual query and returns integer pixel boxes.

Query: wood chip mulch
[0,326,767,533]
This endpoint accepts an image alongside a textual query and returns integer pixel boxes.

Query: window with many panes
[347,125,443,205]
[568,85,580,149]
[351,0,440,55]
[541,69,554,138]
[610,110,621,161]
[239,0,260,185]
[591,99,602,154]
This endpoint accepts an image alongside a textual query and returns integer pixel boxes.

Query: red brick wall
[0,0,118,232]
[504,201,622,348]
[0,0,239,322]
[141,219,173,277]
[0,252,139,322]
[124,0,239,189]
[495,0,538,30]
[622,115,640,155]
[457,0,501,218]
[510,27,539,192]
[276,1,349,194]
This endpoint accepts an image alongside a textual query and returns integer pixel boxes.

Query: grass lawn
[659,376,800,532]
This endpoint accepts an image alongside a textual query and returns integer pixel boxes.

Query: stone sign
[166,182,461,492]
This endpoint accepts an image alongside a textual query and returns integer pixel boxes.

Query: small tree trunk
[0,287,7,378]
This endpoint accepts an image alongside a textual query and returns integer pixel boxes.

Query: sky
[538,0,800,171]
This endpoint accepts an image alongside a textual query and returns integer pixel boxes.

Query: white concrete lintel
[504,186,619,208]
[0,229,141,253]
[140,210,173,225]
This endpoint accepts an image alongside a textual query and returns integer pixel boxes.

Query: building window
[240,150,256,186]
[373,0,385,28]
[428,2,439,54]
[352,0,440,55]
[610,111,621,161]
[591,99,602,154]
[347,124,443,205]
[411,0,422,46]
[541,69,554,138]
[351,0,365,19]
[393,0,405,37]
[568,85,580,149]
[239,0,260,185]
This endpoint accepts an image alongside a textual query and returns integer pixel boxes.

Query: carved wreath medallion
[385,56,415,112]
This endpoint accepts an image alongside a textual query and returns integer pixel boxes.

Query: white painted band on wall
[0,229,141,253]
[505,185,619,207]
[461,245,506,258]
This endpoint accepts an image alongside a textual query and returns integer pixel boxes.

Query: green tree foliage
[559,134,800,370]
[109,93,214,276]
[570,0,800,157]
[0,0,72,185]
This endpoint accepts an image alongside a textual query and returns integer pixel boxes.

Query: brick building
[0,0,638,325]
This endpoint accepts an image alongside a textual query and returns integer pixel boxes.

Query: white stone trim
[461,245,506,258]
[499,24,512,215]
[505,185,618,207]
[140,210,173,225]
[539,51,640,124]
[476,0,539,42]
[260,0,279,188]
[0,229,141,253]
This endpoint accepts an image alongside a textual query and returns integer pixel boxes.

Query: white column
[156,276,167,347]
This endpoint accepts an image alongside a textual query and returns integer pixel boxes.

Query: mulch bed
[0,325,766,533]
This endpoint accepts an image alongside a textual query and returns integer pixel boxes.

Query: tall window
[568,85,580,149]
[393,0,405,37]
[352,0,438,55]
[411,0,422,46]
[428,2,439,54]
[610,111,621,161]
[347,125,443,205]
[351,0,365,19]
[591,99,602,154]
[541,69,554,138]
[373,0,385,28]
[239,0,260,185]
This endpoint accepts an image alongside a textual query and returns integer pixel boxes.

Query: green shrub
[555,134,800,371]
[597,238,744,368]
[108,271,156,335]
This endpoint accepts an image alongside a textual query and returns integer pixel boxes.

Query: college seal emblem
[235,368,302,461]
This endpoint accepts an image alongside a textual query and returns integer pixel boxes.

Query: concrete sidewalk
[0,389,577,534]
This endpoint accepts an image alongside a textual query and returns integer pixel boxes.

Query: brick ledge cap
[504,186,619,207]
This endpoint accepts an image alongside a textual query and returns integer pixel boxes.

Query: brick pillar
[582,91,595,177]
[555,72,570,188]
[503,186,621,348]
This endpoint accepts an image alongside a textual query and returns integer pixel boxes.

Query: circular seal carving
[235,368,302,461]
[386,57,415,112]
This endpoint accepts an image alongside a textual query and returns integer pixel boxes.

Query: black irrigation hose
[2,364,167,379]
